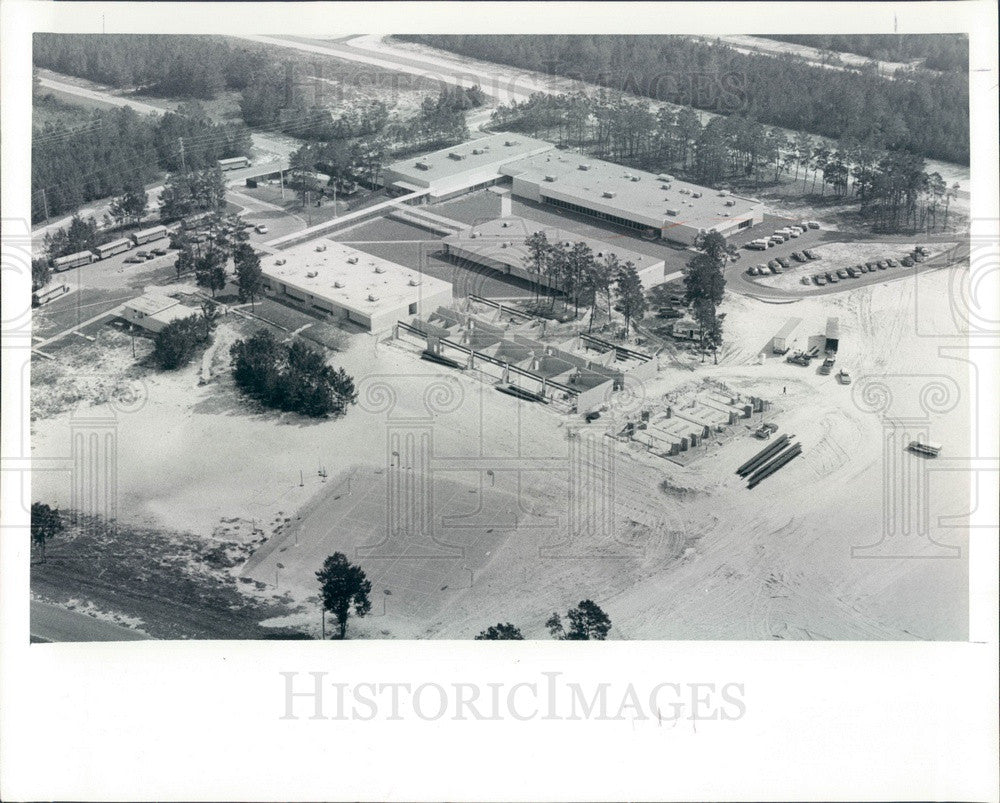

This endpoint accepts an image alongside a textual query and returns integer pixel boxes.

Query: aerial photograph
[27,31,973,642]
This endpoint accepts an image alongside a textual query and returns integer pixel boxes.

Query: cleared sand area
[30,263,970,640]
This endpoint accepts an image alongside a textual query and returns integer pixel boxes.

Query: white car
[255,224,268,234]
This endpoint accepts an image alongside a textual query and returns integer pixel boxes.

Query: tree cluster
[475,600,613,640]
[230,330,358,418]
[403,34,969,164]
[30,502,64,563]
[152,304,217,370]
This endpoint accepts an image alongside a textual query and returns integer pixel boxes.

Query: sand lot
[30,262,970,640]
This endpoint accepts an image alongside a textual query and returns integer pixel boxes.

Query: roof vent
[315,244,327,252]
[692,192,702,199]
[661,183,671,190]
[544,175,557,182]
[346,256,359,264]
[275,259,286,266]
[415,161,431,171]
[501,221,509,228]
[408,278,421,286]
[504,139,518,146]
[374,266,385,274]
[718,190,730,197]
[367,294,379,302]
[630,176,641,182]
[578,163,590,171]
[725,199,736,207]
[666,208,679,217]
[334,281,345,288]
[603,191,616,199]
[306,271,318,278]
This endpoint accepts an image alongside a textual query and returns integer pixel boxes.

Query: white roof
[124,293,179,316]
[385,132,554,185]
[263,239,452,314]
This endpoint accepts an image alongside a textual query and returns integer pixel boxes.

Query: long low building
[500,153,764,245]
[382,132,554,201]
[262,239,453,333]
[442,216,668,290]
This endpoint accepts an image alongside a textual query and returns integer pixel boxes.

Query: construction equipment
[754,422,779,439]
[819,356,835,375]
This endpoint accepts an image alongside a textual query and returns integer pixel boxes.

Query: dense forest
[398,35,969,165]
[759,34,968,73]
[32,100,250,223]
[33,34,269,98]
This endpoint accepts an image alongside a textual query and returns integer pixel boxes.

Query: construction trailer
[771,316,802,354]
[825,317,840,353]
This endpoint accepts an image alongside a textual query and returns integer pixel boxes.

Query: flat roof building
[382,132,555,201]
[442,216,668,290]
[122,293,200,333]
[501,153,764,245]
[262,239,453,333]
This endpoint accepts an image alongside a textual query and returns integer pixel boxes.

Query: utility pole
[306,191,311,226]
[280,170,285,200]
[179,137,186,174]
[41,188,50,223]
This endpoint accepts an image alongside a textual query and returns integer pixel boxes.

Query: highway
[30,599,152,642]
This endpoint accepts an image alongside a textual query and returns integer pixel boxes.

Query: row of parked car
[744,221,821,251]
[124,246,170,263]
[747,248,820,276]
[807,246,930,286]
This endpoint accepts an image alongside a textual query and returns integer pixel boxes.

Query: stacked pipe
[735,434,791,478]
[747,442,803,489]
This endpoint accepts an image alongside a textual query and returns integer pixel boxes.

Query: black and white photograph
[2,2,997,800]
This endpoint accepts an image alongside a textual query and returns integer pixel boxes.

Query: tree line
[491,92,963,235]
[34,34,270,99]
[32,100,251,224]
[400,34,969,165]
[759,34,968,73]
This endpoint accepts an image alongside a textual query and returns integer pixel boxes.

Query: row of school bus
[51,224,172,272]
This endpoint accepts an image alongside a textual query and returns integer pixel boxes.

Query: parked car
[801,275,811,285]
[746,265,757,275]
[846,267,859,278]
[836,269,849,279]
[792,252,806,262]
[826,272,839,283]
[837,369,852,385]
[901,257,914,267]
[915,245,928,254]
[803,249,818,260]
[814,274,827,286]
[124,255,143,264]
[819,356,835,375]
[768,260,780,271]
[913,252,925,262]
[770,264,782,275]
[585,411,601,423]
[857,263,868,274]
[807,221,821,229]
[255,224,269,234]
[876,261,888,270]
[886,258,899,267]
[787,229,800,238]
[134,250,148,259]
[776,257,790,268]
[151,247,168,256]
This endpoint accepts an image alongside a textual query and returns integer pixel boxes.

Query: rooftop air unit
[346,256,359,264]
[578,163,590,171]
[501,221,510,228]
[603,191,616,198]
[661,183,672,190]
[692,192,702,198]
[315,244,327,251]
[544,175,557,182]
[334,281,345,288]
[657,174,674,182]
[630,176,641,182]
[448,152,464,160]
[306,271,318,278]
[666,208,679,217]
[368,294,379,302]
[374,266,386,274]
[408,278,421,286]
[719,190,730,197]
[725,199,736,207]
[504,139,518,146]
[415,161,431,171]
[275,259,286,266]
